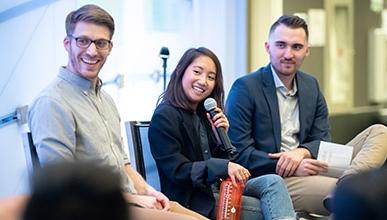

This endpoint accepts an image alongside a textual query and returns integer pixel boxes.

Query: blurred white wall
[0,0,74,197]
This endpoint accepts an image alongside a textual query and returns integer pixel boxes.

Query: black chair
[21,131,40,178]
[125,121,160,191]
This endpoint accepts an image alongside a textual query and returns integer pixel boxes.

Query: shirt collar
[58,67,102,94]
[270,64,298,97]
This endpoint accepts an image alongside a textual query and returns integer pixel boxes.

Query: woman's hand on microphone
[227,162,251,186]
[206,107,229,132]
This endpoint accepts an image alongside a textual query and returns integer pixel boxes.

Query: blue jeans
[214,192,263,220]
[243,174,296,220]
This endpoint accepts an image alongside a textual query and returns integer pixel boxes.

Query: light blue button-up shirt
[271,65,300,151]
[29,67,135,193]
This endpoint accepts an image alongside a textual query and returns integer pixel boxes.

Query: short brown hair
[269,15,308,39]
[65,4,115,38]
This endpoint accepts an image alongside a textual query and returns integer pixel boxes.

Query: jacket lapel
[262,65,281,151]
[295,73,308,142]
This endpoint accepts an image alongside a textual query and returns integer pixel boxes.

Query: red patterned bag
[216,177,244,220]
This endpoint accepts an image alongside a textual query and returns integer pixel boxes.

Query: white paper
[317,141,353,168]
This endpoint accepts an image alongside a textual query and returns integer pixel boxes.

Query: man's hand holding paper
[317,141,354,168]
[294,158,328,176]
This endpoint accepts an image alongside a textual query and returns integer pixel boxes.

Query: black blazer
[149,103,229,219]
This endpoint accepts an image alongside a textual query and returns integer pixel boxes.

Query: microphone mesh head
[204,98,217,111]
[159,47,170,58]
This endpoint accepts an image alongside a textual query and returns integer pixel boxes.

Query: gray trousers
[285,124,387,215]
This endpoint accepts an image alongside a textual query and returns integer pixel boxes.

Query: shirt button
[204,150,208,154]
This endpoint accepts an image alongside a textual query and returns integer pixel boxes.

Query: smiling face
[265,24,310,80]
[182,55,217,110]
[64,21,112,85]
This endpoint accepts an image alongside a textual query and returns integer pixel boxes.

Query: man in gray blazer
[226,15,387,215]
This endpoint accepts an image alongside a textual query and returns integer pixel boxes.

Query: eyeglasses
[69,35,111,50]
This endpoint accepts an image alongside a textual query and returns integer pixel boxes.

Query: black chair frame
[128,121,150,178]
[22,131,40,178]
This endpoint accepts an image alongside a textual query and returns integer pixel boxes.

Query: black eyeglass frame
[68,35,112,50]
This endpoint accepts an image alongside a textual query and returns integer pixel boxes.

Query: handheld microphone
[205,98,243,220]
[204,98,238,161]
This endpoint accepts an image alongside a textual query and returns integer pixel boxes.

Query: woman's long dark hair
[158,47,224,113]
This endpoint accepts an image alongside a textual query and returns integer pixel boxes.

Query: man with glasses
[28,4,206,220]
